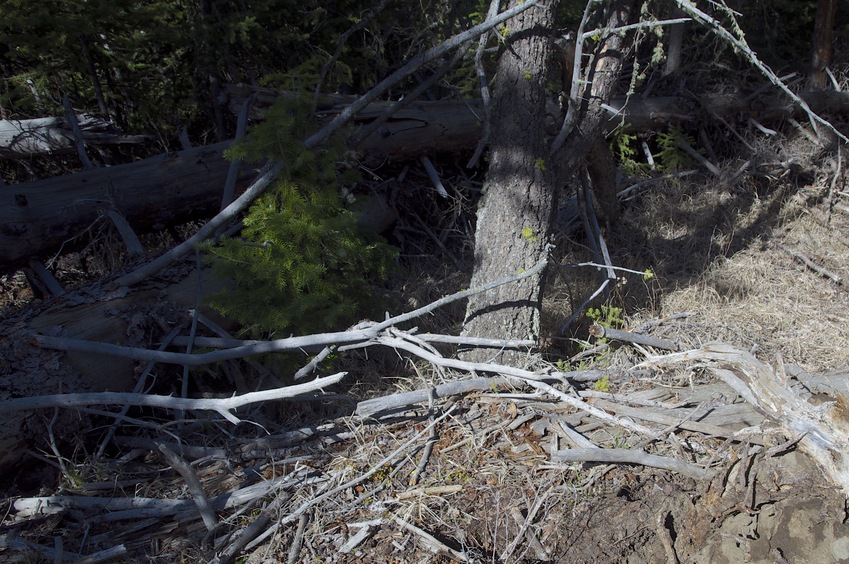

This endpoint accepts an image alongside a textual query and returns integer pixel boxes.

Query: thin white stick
[0,372,346,423]
[39,258,549,366]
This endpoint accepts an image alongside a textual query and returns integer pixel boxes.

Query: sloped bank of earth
[536,449,849,563]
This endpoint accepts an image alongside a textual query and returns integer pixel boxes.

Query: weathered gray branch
[551,447,712,480]
[588,324,680,351]
[0,114,150,159]
[0,372,346,423]
[356,377,509,417]
[38,258,549,365]
[638,344,849,494]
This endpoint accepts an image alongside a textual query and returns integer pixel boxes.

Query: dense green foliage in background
[0,0,487,143]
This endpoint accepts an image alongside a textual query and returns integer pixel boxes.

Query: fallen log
[0,97,482,271]
[0,114,151,159]
[0,140,249,270]
[5,87,849,272]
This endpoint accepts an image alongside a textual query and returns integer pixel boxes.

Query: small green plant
[534,157,546,171]
[611,130,645,176]
[204,95,397,337]
[655,126,699,171]
[593,376,609,392]
[520,226,538,242]
[607,431,628,449]
[586,305,624,329]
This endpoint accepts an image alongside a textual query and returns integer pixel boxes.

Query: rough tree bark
[810,0,837,90]
[460,0,560,363]
[461,0,637,362]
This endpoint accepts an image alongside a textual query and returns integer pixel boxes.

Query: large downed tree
[6,86,849,271]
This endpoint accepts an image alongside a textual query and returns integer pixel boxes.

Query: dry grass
[617,161,849,372]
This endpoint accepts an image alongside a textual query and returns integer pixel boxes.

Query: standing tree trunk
[461,0,560,363]
[79,36,110,117]
[809,0,838,90]
[461,0,637,362]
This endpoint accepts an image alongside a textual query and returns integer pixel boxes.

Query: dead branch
[0,372,346,423]
[551,447,712,480]
[588,324,680,351]
[356,377,509,417]
[157,444,218,531]
[0,113,150,159]
[13,473,299,520]
[637,344,849,494]
[779,244,842,285]
[38,258,548,365]
[171,333,535,351]
[376,333,655,436]
[675,0,847,143]
[247,406,458,549]
[391,514,470,562]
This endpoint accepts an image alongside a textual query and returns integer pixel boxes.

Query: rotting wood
[6,87,849,273]
[638,344,849,495]
[585,398,765,443]
[0,139,246,270]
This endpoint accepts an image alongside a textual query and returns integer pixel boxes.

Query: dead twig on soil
[551,447,712,480]
[157,443,218,532]
[779,244,842,285]
[588,324,680,351]
[391,514,470,562]
[245,406,458,551]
